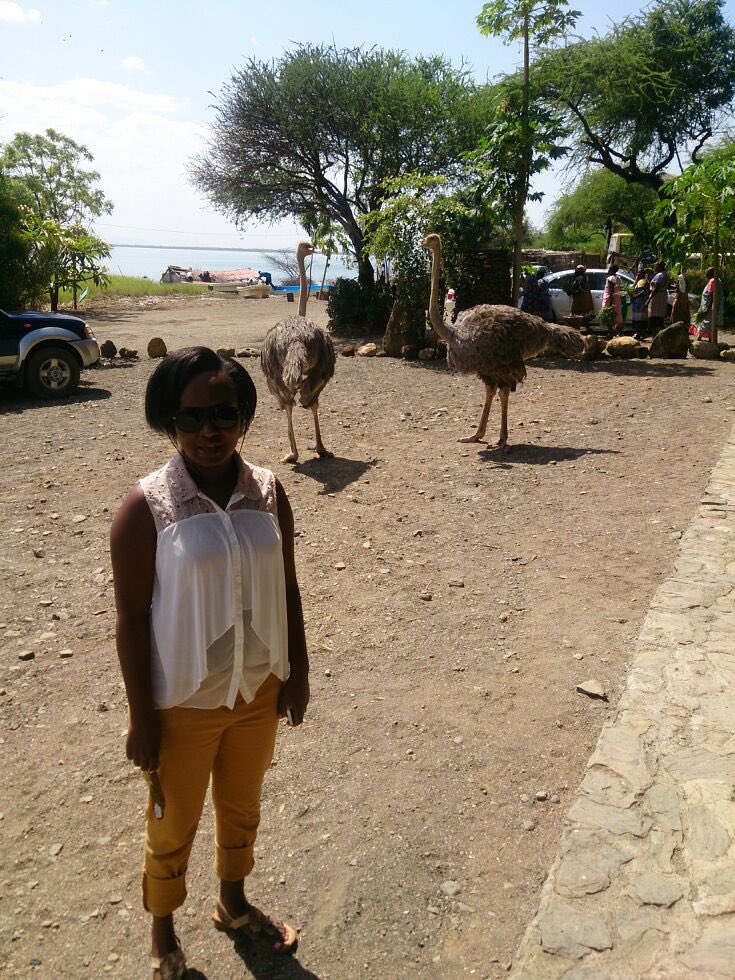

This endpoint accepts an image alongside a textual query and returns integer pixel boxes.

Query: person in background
[698,266,725,337]
[520,268,551,318]
[670,266,691,326]
[110,347,308,979]
[647,261,670,337]
[631,267,652,341]
[602,264,623,332]
[537,270,552,321]
[570,264,594,318]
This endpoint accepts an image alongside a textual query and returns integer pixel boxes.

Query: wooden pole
[712,200,721,346]
[318,257,330,301]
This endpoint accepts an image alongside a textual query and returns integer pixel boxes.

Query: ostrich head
[296,241,315,261]
[422,233,441,255]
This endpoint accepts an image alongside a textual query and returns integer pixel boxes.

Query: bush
[326,277,393,336]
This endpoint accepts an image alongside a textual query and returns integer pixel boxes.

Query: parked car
[0,309,100,399]
[522,269,697,324]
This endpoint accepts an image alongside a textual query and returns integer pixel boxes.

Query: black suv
[0,309,100,399]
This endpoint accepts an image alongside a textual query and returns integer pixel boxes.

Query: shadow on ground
[0,382,112,414]
[532,356,717,378]
[479,444,620,466]
[292,456,376,494]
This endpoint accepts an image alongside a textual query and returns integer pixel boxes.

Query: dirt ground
[2,293,735,980]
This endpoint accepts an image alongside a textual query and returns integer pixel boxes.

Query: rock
[535,791,548,802]
[419,591,433,601]
[216,347,236,358]
[18,649,35,661]
[357,343,378,357]
[690,340,726,360]
[418,348,436,360]
[99,340,117,358]
[440,880,461,897]
[448,579,464,588]
[631,872,685,908]
[334,562,346,571]
[649,321,689,358]
[605,336,639,359]
[556,830,633,897]
[118,347,139,359]
[538,902,613,959]
[522,820,537,831]
[237,348,259,358]
[147,337,167,358]
[340,345,356,357]
[72,514,87,524]
[49,843,63,857]
[59,649,74,659]
[582,336,607,360]
[688,805,731,860]
[720,348,735,362]
[401,345,419,360]
[551,794,561,804]
[576,679,608,700]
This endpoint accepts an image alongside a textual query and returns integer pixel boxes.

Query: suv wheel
[25,346,81,399]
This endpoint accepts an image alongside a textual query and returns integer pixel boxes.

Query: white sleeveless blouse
[140,453,289,710]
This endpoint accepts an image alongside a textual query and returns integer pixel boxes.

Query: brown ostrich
[423,233,585,448]
[261,241,336,463]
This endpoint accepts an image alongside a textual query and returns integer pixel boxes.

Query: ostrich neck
[298,252,308,317]
[428,247,454,345]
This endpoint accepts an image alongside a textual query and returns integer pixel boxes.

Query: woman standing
[631,268,652,340]
[569,265,594,318]
[602,264,623,332]
[111,347,308,978]
[670,267,691,326]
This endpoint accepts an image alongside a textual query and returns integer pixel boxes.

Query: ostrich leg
[311,401,333,458]
[491,387,510,450]
[459,383,496,443]
[282,403,299,464]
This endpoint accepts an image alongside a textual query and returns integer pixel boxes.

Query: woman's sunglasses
[172,404,241,434]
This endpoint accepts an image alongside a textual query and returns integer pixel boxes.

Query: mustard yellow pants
[142,674,281,917]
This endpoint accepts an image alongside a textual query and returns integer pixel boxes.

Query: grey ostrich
[423,233,585,448]
[261,241,336,463]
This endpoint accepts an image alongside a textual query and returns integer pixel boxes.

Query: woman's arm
[110,486,159,770]
[274,478,310,725]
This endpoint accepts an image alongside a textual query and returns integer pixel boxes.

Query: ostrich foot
[317,447,334,459]
[488,437,507,451]
[458,434,485,444]
[281,451,299,464]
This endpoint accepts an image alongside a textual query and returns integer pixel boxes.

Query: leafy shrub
[327,277,393,336]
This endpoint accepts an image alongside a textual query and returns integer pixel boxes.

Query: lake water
[108,245,355,285]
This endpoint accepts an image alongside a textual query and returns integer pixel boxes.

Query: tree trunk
[49,278,59,312]
[511,16,531,306]
[342,217,375,288]
[712,204,721,346]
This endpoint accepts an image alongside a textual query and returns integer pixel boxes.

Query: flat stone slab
[538,903,613,959]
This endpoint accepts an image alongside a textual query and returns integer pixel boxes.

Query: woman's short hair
[575,265,586,274]
[608,264,619,274]
[705,266,716,279]
[145,346,257,436]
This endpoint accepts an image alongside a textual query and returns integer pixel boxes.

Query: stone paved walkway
[511,427,735,979]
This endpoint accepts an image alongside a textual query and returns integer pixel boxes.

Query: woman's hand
[277,672,310,727]
[126,713,160,771]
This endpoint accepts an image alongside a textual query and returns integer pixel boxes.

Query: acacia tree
[534,0,735,194]
[0,175,48,309]
[544,169,661,250]
[192,44,490,287]
[656,144,735,344]
[1,129,112,309]
[476,0,579,303]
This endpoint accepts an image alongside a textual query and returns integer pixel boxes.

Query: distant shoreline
[111,243,260,252]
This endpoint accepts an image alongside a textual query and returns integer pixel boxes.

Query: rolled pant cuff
[142,871,187,916]
[216,843,255,881]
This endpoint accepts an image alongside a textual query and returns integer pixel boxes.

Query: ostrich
[422,233,585,448]
[261,241,336,463]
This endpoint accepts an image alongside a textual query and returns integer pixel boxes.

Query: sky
[2,0,734,252]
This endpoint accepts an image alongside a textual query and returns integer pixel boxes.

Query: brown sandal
[151,939,186,980]
[213,901,298,954]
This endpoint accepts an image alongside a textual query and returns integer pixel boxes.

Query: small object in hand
[143,769,166,819]
[286,707,295,727]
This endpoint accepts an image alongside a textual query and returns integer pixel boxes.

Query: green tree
[476,0,579,303]
[1,129,113,310]
[191,44,490,287]
[656,143,735,343]
[544,169,661,251]
[534,0,735,193]
[0,175,47,309]
[363,175,506,349]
